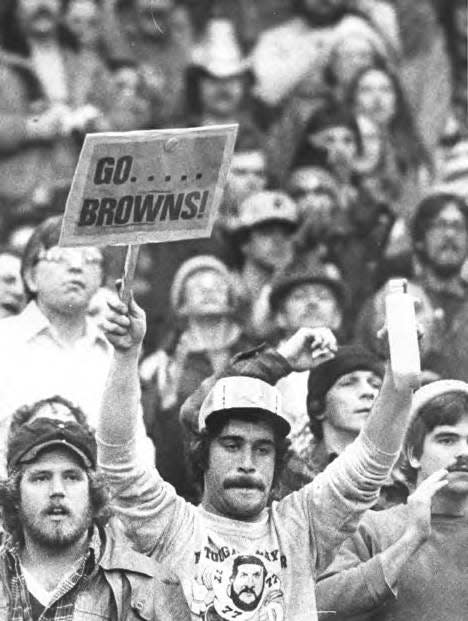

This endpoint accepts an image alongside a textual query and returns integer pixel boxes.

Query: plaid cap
[199,376,291,437]
[7,417,97,471]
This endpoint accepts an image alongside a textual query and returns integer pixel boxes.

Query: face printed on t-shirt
[191,546,286,620]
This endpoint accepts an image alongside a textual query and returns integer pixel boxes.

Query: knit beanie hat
[307,345,384,414]
[170,255,232,315]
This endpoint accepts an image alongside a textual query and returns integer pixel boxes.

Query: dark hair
[292,99,362,175]
[187,411,290,498]
[185,65,254,119]
[2,0,79,57]
[411,192,468,259]
[0,245,23,262]
[293,0,348,25]
[231,554,266,579]
[0,466,112,543]
[345,60,431,174]
[234,124,265,154]
[402,391,468,483]
[21,216,63,300]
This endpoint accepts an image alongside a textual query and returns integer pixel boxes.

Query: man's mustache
[43,502,71,516]
[447,456,468,472]
[439,240,461,252]
[239,586,257,596]
[32,7,57,21]
[213,90,237,101]
[223,476,265,491]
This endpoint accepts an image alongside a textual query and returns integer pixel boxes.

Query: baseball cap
[410,379,468,426]
[7,417,97,471]
[234,191,299,232]
[199,376,291,437]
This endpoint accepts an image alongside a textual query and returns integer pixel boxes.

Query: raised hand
[277,327,337,372]
[103,293,146,353]
[405,468,448,543]
[26,103,69,142]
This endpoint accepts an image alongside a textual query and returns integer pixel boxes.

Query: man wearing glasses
[0,215,153,476]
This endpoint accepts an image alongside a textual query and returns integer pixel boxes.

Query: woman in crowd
[346,61,432,217]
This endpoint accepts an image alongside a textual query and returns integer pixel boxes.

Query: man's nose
[12,279,24,298]
[67,256,85,270]
[360,381,378,399]
[238,447,256,472]
[49,475,65,496]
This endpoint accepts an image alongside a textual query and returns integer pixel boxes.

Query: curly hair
[187,411,291,501]
[0,466,113,544]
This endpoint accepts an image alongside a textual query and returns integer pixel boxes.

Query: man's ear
[407,446,421,470]
[23,267,38,296]
[275,310,287,330]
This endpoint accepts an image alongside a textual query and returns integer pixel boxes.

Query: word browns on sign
[79,191,209,226]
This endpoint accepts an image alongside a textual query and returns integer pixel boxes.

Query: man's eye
[31,475,48,482]
[438,437,456,445]
[223,442,238,451]
[64,473,82,481]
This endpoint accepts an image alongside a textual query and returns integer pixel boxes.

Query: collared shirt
[0,301,111,424]
[0,302,111,475]
[0,302,155,475]
[4,529,100,621]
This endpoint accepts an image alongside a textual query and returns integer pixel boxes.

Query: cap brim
[231,218,298,234]
[18,439,93,468]
[204,407,291,437]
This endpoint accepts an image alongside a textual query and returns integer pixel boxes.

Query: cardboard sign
[59,124,238,247]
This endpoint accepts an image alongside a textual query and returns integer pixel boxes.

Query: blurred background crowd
[0,0,467,499]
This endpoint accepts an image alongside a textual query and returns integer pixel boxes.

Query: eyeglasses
[428,219,467,234]
[36,246,103,267]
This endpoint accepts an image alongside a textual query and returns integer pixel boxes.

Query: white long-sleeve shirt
[98,431,398,620]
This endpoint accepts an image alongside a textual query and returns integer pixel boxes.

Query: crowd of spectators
[0,0,466,486]
[0,1,467,618]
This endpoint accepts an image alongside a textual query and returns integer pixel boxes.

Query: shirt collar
[18,301,109,349]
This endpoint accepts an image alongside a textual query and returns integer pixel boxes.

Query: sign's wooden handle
[120,244,140,303]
